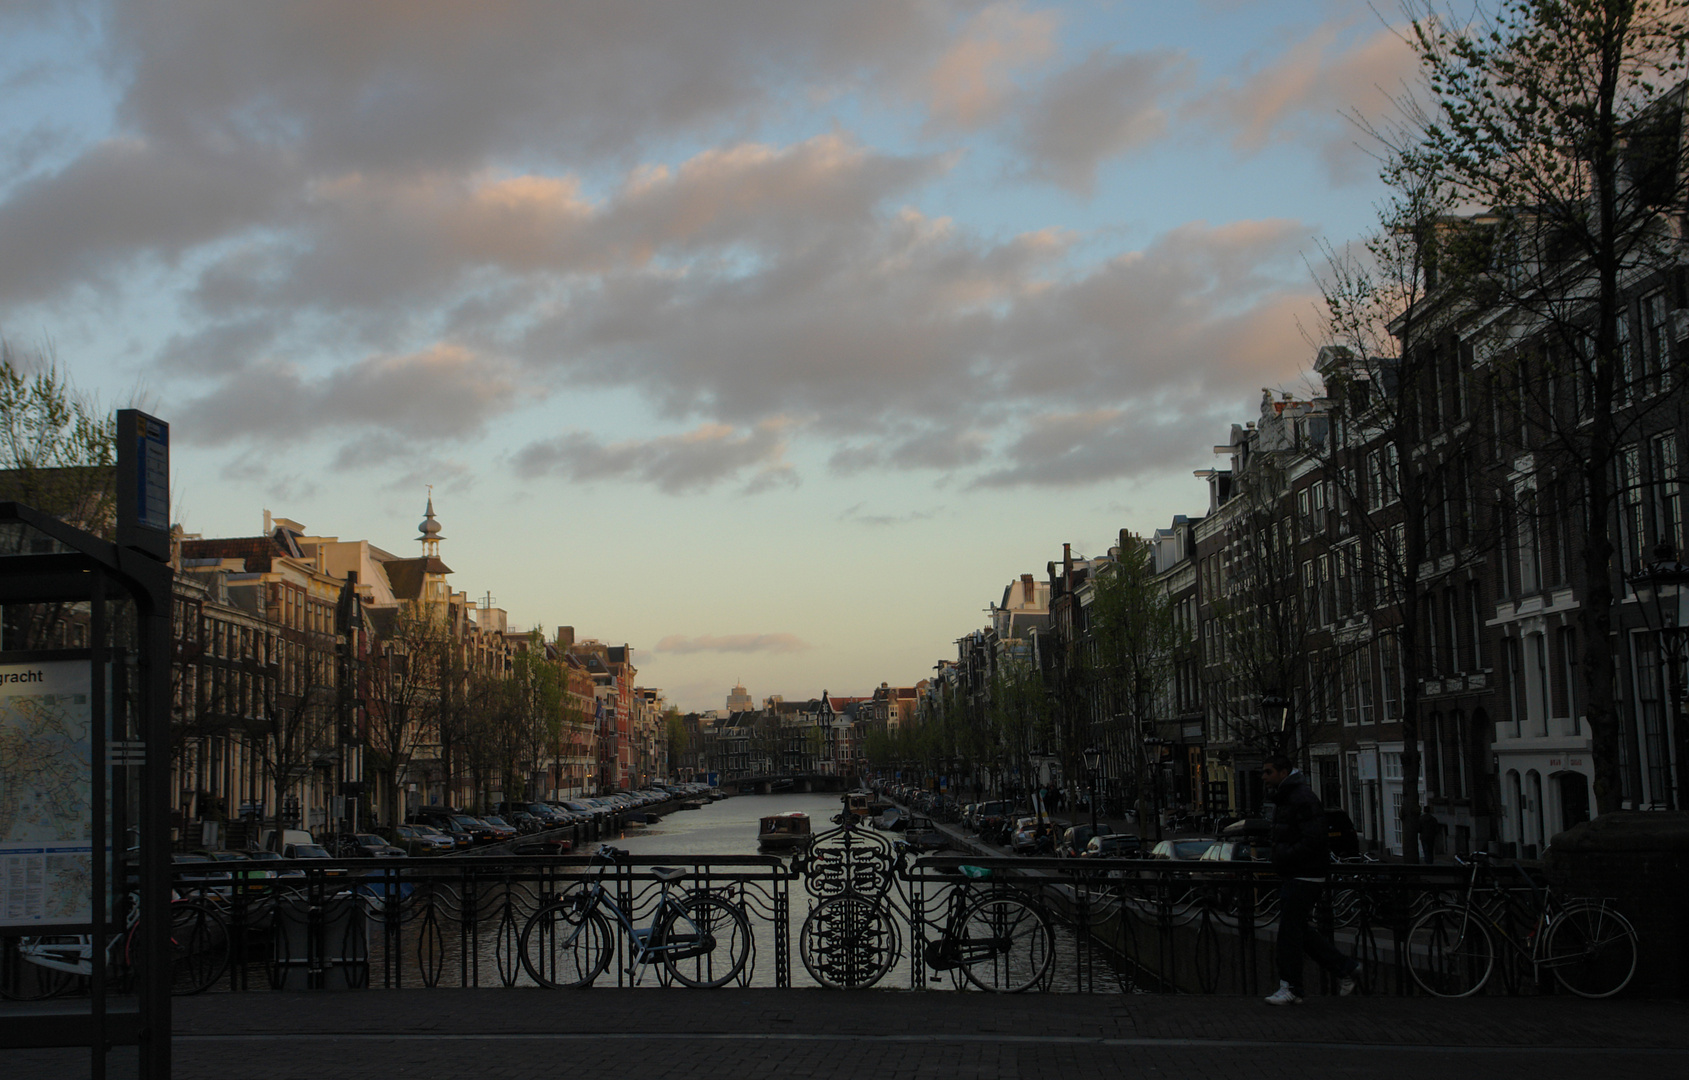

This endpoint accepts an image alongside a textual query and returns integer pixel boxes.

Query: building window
[1641,290,1670,395]
[1530,632,1551,738]
[1516,486,1541,595]
[1557,625,1578,735]
[1619,444,1646,571]
[1504,637,1525,737]
[1358,642,1375,725]
[1654,432,1683,556]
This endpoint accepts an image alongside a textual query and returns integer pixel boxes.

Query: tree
[252,636,335,851]
[1399,0,1689,811]
[366,601,452,827]
[0,338,119,651]
[664,707,689,777]
[1085,534,1187,834]
[1308,153,1496,858]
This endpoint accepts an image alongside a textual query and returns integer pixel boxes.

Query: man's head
[1262,754,1295,788]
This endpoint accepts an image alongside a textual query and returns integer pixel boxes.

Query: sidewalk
[14,990,1688,1080]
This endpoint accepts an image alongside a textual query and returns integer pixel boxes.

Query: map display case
[0,410,173,1080]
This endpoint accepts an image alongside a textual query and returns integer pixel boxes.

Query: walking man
[1262,754,1361,1005]
[1418,806,1441,864]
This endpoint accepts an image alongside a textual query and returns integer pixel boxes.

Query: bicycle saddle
[650,866,687,883]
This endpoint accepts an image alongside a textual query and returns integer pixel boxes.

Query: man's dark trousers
[1276,877,1350,995]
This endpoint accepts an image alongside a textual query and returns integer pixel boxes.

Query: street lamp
[1082,744,1102,840]
[1627,543,1689,810]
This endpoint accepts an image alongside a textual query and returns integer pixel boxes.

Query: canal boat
[756,811,813,853]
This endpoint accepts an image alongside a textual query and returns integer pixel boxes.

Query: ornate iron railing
[5,832,1614,997]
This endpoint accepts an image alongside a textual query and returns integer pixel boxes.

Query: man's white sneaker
[1339,963,1362,996]
[1264,981,1302,1006]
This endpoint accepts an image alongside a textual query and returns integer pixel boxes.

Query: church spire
[417,486,444,559]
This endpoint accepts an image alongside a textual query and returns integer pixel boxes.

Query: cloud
[923,2,1058,130]
[838,504,936,527]
[1012,48,1189,194]
[105,1,998,172]
[512,419,797,495]
[181,343,521,447]
[653,633,812,655]
[1186,23,1417,181]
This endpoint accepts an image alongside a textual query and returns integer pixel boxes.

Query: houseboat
[756,811,813,853]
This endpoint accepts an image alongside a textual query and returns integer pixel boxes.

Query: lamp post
[1627,544,1689,811]
[1082,744,1101,841]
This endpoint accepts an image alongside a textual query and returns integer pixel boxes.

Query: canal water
[356,792,1131,992]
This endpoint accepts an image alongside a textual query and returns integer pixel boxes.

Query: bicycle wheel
[166,902,231,995]
[519,902,613,988]
[1406,907,1493,997]
[658,894,750,989]
[0,937,80,1000]
[957,894,1054,992]
[800,895,898,989]
[1544,903,1638,998]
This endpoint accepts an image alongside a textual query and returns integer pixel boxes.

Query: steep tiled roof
[180,535,286,573]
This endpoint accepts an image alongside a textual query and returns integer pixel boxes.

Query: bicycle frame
[572,862,710,981]
[1450,859,1565,975]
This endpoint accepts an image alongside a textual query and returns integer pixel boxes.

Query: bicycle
[518,845,750,988]
[1,894,230,1000]
[799,861,1055,991]
[1405,853,1638,998]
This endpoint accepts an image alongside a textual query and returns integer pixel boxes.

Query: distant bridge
[727,773,854,795]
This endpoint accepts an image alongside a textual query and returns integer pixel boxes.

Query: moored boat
[756,811,813,852]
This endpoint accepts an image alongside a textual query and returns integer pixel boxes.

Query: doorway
[1557,771,1591,833]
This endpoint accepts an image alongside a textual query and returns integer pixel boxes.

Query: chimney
[1063,543,1072,582]
[1021,573,1035,604]
[557,626,575,648]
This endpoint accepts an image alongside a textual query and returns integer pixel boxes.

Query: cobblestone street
[14,990,1688,1080]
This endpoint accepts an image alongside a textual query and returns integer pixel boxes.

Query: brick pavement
[11,990,1688,1080]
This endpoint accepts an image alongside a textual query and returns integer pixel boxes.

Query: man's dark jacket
[1268,771,1330,878]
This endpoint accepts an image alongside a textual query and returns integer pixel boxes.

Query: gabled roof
[180,534,293,573]
[383,556,453,600]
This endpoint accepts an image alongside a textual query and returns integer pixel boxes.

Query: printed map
[0,661,93,925]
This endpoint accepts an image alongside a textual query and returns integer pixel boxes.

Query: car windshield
[484,817,508,826]
[292,845,331,858]
[356,835,384,845]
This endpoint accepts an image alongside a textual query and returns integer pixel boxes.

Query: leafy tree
[1398,0,1689,811]
[0,338,119,651]
[1085,533,1187,833]
[1308,156,1490,858]
[366,601,451,827]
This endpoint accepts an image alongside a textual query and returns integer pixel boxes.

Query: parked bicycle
[518,845,750,988]
[1,894,230,1000]
[1405,853,1638,998]
[799,861,1055,991]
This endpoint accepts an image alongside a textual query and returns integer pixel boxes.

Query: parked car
[389,823,456,856]
[902,815,950,853]
[1058,823,1113,858]
[972,801,1013,838]
[1199,838,1272,862]
[1149,837,1216,860]
[478,815,519,842]
[191,849,275,892]
[1083,833,1145,858]
[348,832,407,858]
[258,827,314,853]
[1011,818,1068,856]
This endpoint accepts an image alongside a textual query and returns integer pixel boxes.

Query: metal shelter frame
[0,411,173,1078]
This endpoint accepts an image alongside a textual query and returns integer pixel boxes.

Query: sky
[0,0,1420,712]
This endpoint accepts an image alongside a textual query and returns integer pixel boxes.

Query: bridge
[24,987,1685,1080]
[728,773,855,794]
